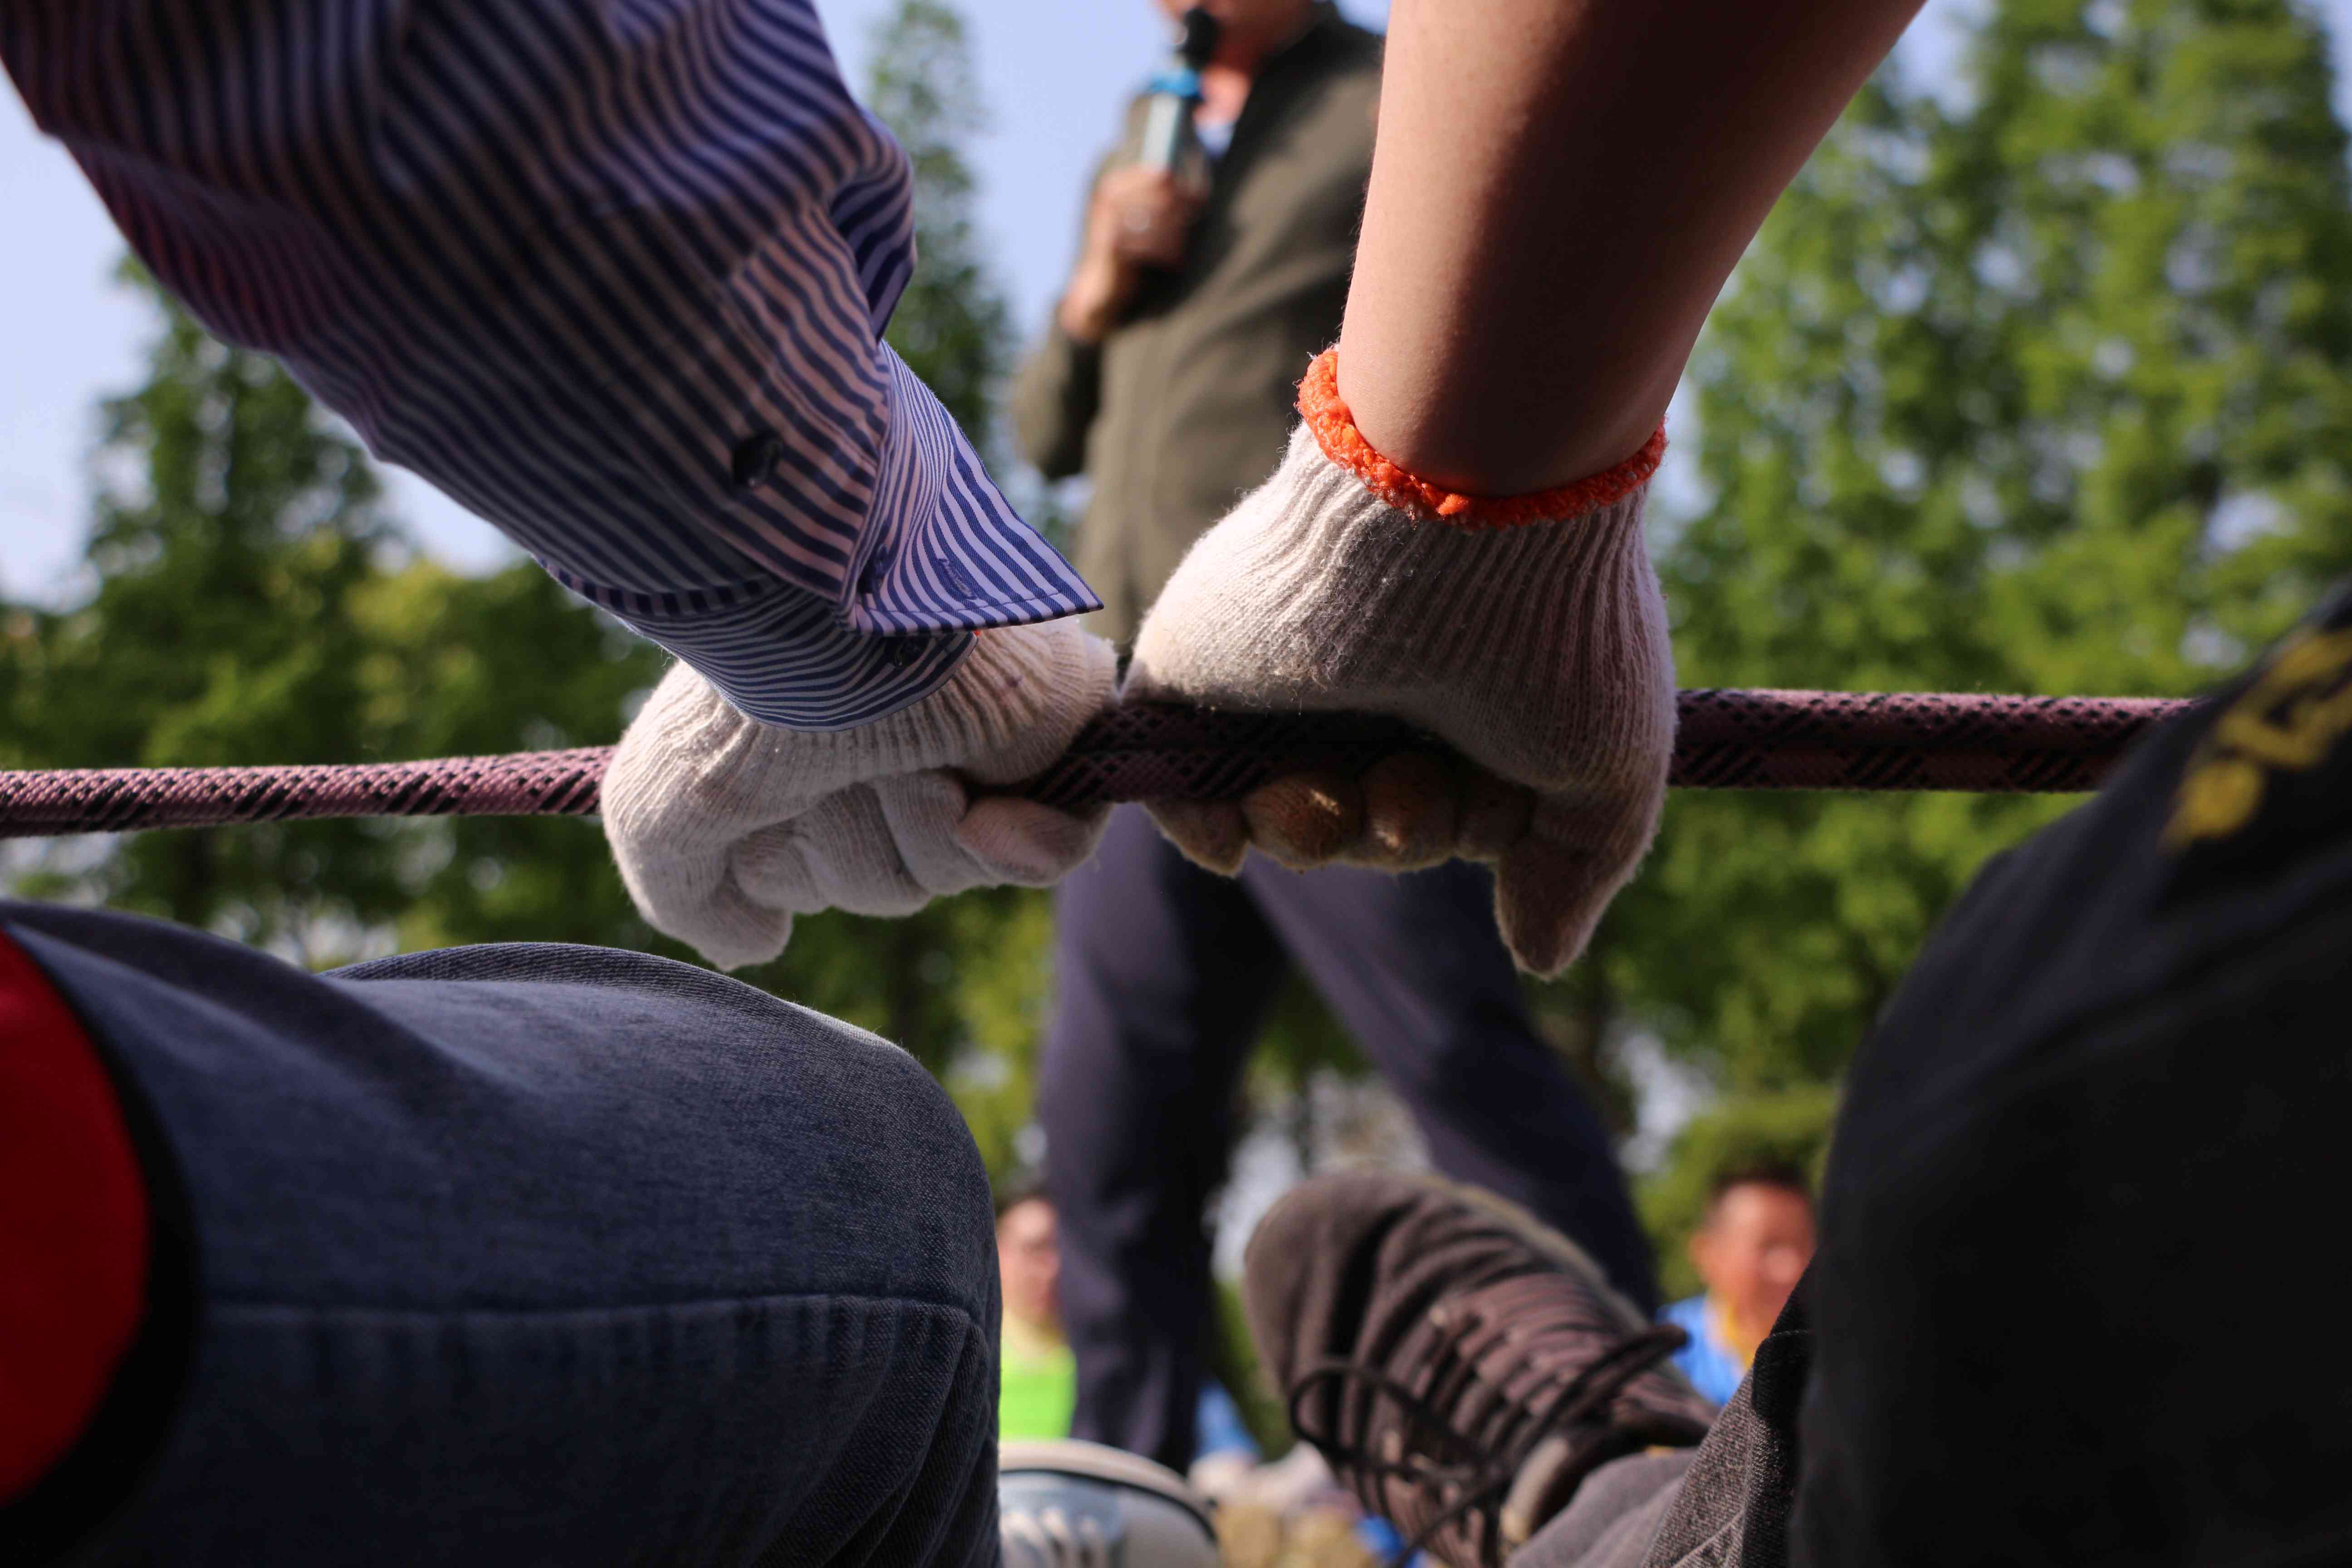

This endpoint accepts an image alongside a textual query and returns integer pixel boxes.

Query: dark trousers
[1041,806,1657,1472]
[2,903,1002,1568]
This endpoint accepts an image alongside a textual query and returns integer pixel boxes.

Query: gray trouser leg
[1511,1282,1813,1568]
[1509,1452,1697,1568]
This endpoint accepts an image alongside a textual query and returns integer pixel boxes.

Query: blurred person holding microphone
[1012,0,1660,1477]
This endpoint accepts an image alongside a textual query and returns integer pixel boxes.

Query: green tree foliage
[1601,0,2352,1105]
[2,271,407,957]
[870,0,1013,445]
[349,560,663,955]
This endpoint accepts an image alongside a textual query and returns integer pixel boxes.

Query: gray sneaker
[1243,1171,1715,1568]
[998,1439,1220,1568]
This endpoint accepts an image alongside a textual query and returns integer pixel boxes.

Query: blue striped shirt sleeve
[0,0,1099,730]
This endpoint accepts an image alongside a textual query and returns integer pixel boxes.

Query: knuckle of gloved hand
[1355,754,1459,867]
[1146,799,1249,876]
[1242,773,1362,867]
[1457,774,1537,859]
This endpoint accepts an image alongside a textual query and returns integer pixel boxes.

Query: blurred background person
[995,1181,1263,1477]
[1662,1161,1818,1405]
[996,1182,1078,1443]
[1013,0,1659,1476]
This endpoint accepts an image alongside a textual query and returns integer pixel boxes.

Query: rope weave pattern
[0,691,2196,839]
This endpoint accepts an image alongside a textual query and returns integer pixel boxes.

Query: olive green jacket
[1010,8,1381,643]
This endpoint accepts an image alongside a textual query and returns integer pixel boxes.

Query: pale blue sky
[2,0,2346,602]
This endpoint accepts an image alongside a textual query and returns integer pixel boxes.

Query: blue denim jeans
[1,903,1001,1568]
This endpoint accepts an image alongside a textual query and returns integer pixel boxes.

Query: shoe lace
[1000,1503,1114,1568]
[1287,1300,1689,1568]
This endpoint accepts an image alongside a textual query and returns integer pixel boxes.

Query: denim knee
[6,914,1000,1324]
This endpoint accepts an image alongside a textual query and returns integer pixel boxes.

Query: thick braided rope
[0,691,2194,839]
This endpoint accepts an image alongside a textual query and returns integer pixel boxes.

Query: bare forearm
[1339,0,1926,495]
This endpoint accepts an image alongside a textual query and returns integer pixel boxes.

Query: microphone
[1138,6,1223,173]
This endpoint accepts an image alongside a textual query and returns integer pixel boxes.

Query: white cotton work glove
[603,619,1116,970]
[1125,355,1674,976]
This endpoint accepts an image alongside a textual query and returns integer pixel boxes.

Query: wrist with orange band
[1294,347,1667,529]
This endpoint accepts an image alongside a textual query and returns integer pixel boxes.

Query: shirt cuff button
[729,431,786,491]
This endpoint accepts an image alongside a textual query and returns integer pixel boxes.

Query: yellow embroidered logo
[2166,626,2352,848]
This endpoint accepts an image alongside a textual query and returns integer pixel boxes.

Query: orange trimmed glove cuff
[1294,348,1666,528]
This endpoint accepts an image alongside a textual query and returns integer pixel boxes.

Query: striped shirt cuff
[545,341,1097,730]
[580,576,975,733]
[843,348,1100,637]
